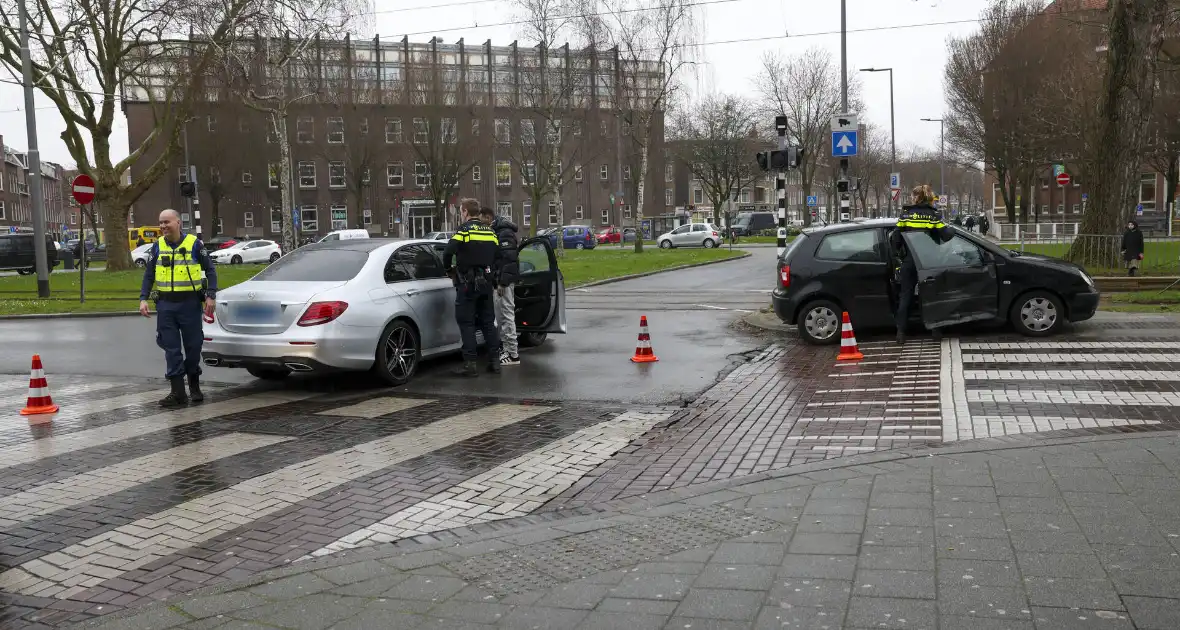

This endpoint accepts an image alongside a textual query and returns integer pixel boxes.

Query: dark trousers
[895,263,919,332]
[156,298,204,379]
[456,283,501,362]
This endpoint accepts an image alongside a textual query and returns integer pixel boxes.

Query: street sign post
[1056,172,1071,187]
[806,195,818,207]
[71,174,96,305]
[890,172,901,190]
[891,189,901,203]
[1137,204,1144,216]
[1052,164,1065,178]
[830,113,859,158]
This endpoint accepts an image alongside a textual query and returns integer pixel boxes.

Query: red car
[596,226,635,244]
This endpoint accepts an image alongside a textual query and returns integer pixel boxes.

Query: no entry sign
[71,174,96,205]
[1056,172,1071,187]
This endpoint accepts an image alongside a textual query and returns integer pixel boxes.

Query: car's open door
[903,232,999,329]
[515,237,567,334]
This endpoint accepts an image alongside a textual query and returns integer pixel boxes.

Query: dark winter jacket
[1122,222,1145,261]
[491,216,520,286]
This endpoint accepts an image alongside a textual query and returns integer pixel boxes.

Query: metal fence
[998,233,1180,276]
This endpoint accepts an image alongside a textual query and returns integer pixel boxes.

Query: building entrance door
[412,215,434,237]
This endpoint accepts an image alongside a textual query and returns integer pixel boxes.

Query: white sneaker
[500,353,520,366]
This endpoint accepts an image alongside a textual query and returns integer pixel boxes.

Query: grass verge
[1003,241,1180,276]
[1101,290,1180,313]
[0,248,744,316]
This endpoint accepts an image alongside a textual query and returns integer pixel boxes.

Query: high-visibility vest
[895,208,947,231]
[154,233,203,292]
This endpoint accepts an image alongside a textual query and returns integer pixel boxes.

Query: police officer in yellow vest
[138,209,219,407]
[889,185,954,344]
[442,199,502,377]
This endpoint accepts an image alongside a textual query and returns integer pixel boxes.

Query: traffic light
[836,179,849,194]
[180,181,196,198]
[755,146,804,172]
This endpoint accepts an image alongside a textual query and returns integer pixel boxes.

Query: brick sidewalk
[76,430,1180,630]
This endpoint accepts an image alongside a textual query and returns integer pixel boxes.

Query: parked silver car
[201,237,567,385]
[656,223,723,249]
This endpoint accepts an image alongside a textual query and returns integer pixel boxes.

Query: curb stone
[72,427,1180,628]
[0,252,754,320]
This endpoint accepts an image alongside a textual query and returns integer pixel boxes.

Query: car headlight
[1079,269,1095,289]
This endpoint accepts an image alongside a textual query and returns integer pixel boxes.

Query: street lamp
[920,117,945,207]
[860,68,895,217]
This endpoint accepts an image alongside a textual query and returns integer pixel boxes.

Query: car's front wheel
[797,299,843,345]
[231,255,242,264]
[247,366,291,380]
[135,259,146,268]
[269,252,280,263]
[1010,291,1063,337]
[375,319,420,386]
[659,240,673,249]
[575,243,585,250]
[519,331,547,348]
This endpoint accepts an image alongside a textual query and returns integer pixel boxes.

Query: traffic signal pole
[19,0,49,297]
[776,116,788,258]
[839,0,851,224]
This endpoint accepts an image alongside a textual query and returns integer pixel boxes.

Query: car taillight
[203,308,214,324]
[298,301,348,326]
[779,264,790,288]
[712,232,719,237]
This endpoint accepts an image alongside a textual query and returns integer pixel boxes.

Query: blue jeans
[156,298,204,379]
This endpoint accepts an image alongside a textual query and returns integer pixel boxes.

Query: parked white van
[319,229,369,242]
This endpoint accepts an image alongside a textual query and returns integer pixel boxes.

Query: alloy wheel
[384,326,418,380]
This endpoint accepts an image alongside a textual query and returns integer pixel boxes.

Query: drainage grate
[616,517,730,548]
[671,506,788,537]
[472,566,559,597]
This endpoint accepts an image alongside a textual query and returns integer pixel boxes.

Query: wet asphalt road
[0,247,776,405]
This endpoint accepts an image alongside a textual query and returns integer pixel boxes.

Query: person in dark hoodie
[480,206,521,365]
[1121,219,1145,277]
[890,184,955,344]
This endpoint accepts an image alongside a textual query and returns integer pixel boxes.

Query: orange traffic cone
[630,315,659,363]
[836,312,864,361]
[20,354,59,417]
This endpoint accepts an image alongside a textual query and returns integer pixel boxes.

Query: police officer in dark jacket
[138,209,218,407]
[480,207,521,366]
[890,184,954,344]
[443,199,503,377]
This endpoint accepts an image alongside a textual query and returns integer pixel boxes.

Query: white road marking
[317,397,435,418]
[785,435,935,441]
[968,416,1160,437]
[963,353,1180,363]
[0,392,317,470]
[0,403,555,598]
[965,369,1180,382]
[305,409,674,557]
[814,387,938,394]
[795,417,940,422]
[968,389,1180,406]
[961,341,1180,350]
[694,304,729,310]
[811,446,877,452]
[0,433,291,528]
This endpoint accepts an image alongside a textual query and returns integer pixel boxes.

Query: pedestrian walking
[480,206,521,366]
[890,184,954,344]
[138,209,218,407]
[1121,220,1145,277]
[965,215,976,232]
[443,199,502,377]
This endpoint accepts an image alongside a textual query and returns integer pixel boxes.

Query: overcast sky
[0,0,991,168]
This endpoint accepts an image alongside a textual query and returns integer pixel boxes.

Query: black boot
[452,361,478,378]
[188,374,204,403]
[159,377,189,408]
[487,357,502,374]
[896,331,906,345]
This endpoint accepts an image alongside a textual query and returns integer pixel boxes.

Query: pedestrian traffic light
[756,146,804,172]
[836,179,849,194]
[180,182,196,198]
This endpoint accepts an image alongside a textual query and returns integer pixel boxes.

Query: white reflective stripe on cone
[841,339,858,347]
[26,388,48,397]
[30,370,45,379]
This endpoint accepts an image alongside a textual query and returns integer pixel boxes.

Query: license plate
[235,303,279,323]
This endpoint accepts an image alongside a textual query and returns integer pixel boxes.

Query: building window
[573,122,582,136]
[665,164,673,182]
[244,212,254,229]
[693,189,703,204]
[472,165,481,182]
[300,205,318,232]
[523,161,537,185]
[361,168,371,186]
[623,204,632,219]
[623,166,631,181]
[331,204,348,230]
[238,118,249,133]
[496,160,511,186]
[471,118,480,136]
[363,208,372,225]
[70,211,77,225]
[575,165,583,181]
[207,116,216,133]
[266,119,278,144]
[0,201,5,220]
[441,118,457,144]
[413,118,429,144]
[521,119,536,145]
[600,119,608,137]
[241,170,253,186]
[385,118,402,143]
[329,161,346,188]
[1140,173,1157,210]
[601,208,609,224]
[389,210,397,228]
[177,166,190,183]
[216,217,224,234]
[327,117,345,144]
[523,200,531,226]
[270,206,282,233]
[600,164,609,181]
[575,205,584,220]
[268,164,280,188]
[1072,204,1081,213]
[548,201,559,224]
[546,120,561,144]
[297,117,313,144]
[387,162,404,187]
[1056,204,1065,213]
[665,188,672,206]
[415,162,430,187]
[298,161,316,188]
[495,118,510,144]
[359,118,369,135]
[740,189,751,203]
[497,201,512,217]
[1040,205,1049,215]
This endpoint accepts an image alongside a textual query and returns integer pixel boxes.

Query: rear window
[780,234,808,262]
[252,248,368,281]
[816,230,882,263]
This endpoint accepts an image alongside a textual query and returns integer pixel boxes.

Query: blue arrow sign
[832,130,858,157]
[806,195,818,207]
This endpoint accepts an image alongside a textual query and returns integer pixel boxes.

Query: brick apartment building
[122,37,668,239]
[0,136,68,238]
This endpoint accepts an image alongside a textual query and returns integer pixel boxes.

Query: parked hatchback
[657,223,723,249]
[0,234,59,274]
[773,219,1100,343]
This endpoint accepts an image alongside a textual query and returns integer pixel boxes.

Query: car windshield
[733,214,752,226]
[252,248,368,281]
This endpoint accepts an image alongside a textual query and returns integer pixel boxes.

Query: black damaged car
[772,219,1100,344]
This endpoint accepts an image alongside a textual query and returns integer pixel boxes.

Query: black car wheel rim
[1020,297,1057,332]
[384,327,417,380]
[805,306,839,340]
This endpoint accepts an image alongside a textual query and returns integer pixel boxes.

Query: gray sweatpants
[494,285,518,357]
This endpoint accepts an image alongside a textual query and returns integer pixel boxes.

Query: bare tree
[314,103,386,231]
[187,102,256,237]
[755,47,862,227]
[404,62,478,229]
[669,94,758,227]
[851,123,889,218]
[0,0,273,269]
[605,0,697,251]
[1143,65,1180,216]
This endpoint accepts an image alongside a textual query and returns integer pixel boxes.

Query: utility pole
[860,67,896,218]
[19,0,49,297]
[838,0,851,224]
